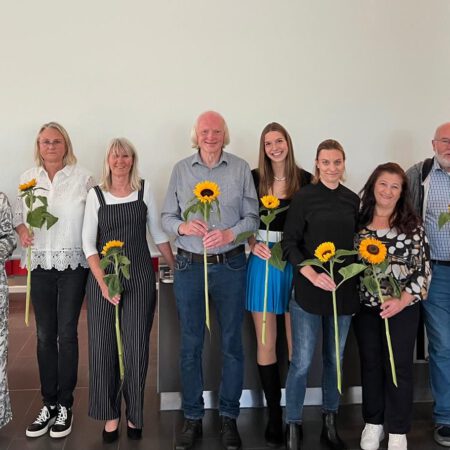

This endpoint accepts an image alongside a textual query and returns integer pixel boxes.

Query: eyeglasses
[39,139,64,147]
[434,138,450,146]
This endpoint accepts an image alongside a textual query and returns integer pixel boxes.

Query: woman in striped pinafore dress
[82,138,174,442]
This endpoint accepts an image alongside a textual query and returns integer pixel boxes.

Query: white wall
[1,0,449,222]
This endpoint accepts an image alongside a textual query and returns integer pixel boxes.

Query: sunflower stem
[25,243,31,327]
[330,262,342,395]
[261,223,270,346]
[374,269,397,387]
[203,204,210,334]
[114,254,125,381]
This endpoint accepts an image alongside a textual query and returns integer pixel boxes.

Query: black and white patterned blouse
[356,226,431,308]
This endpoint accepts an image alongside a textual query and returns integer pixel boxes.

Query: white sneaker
[388,433,407,450]
[360,423,385,450]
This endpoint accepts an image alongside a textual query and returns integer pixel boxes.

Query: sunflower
[19,178,37,191]
[359,237,387,265]
[101,240,125,256]
[314,242,336,263]
[261,195,280,209]
[193,181,220,204]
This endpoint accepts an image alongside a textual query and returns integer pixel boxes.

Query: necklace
[273,175,286,182]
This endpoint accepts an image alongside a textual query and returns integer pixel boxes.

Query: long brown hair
[359,162,420,235]
[257,122,302,198]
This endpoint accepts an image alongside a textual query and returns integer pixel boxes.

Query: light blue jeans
[285,300,352,424]
[422,263,450,426]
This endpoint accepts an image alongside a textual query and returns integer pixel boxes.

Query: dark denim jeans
[173,251,246,419]
[31,266,88,408]
[422,263,450,426]
[285,299,352,424]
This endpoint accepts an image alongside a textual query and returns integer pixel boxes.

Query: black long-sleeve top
[282,181,360,315]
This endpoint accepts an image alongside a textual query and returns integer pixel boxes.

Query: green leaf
[273,205,290,216]
[121,264,130,280]
[118,255,131,266]
[234,230,255,244]
[104,274,122,298]
[299,258,324,270]
[438,212,450,229]
[269,242,286,271]
[99,257,111,270]
[260,214,275,227]
[43,212,58,229]
[27,206,46,228]
[388,275,402,298]
[375,259,389,273]
[36,195,48,207]
[204,203,211,221]
[182,202,200,221]
[334,249,358,258]
[24,194,33,209]
[362,275,378,296]
[338,263,367,282]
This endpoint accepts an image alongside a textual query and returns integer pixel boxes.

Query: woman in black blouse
[355,163,430,450]
[246,122,311,447]
[282,139,360,450]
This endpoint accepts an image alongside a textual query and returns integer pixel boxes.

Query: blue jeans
[422,263,450,426]
[173,251,246,419]
[31,266,88,408]
[285,300,352,424]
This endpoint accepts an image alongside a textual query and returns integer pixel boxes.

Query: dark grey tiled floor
[0,293,444,449]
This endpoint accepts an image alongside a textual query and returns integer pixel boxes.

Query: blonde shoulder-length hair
[34,121,77,166]
[100,138,142,192]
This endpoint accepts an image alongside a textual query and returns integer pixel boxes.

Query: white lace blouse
[13,164,95,270]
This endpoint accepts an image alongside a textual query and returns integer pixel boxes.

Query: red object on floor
[12,259,28,276]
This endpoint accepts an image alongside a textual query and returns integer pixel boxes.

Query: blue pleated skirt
[245,244,293,314]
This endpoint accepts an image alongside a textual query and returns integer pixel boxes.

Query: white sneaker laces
[33,406,50,425]
[54,406,68,426]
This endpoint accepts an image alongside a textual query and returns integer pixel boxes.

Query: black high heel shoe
[127,424,142,440]
[103,420,120,443]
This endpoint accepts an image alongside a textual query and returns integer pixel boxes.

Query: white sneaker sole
[25,417,56,438]
[49,417,73,439]
[361,430,385,450]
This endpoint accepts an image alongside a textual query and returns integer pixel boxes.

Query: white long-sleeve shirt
[13,164,95,270]
[82,180,169,259]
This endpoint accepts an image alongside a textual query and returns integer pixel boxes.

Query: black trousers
[31,266,88,407]
[353,302,420,434]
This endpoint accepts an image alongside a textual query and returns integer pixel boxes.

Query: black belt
[177,246,245,264]
[431,259,450,267]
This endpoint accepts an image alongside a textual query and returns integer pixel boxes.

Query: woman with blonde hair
[82,138,174,442]
[14,122,94,439]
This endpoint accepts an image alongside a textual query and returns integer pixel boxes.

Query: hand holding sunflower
[300,242,366,394]
[358,236,400,387]
[183,180,222,333]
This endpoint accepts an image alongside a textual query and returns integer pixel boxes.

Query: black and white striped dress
[86,182,156,428]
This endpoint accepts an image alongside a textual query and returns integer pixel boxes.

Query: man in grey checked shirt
[407,122,450,447]
[162,111,259,450]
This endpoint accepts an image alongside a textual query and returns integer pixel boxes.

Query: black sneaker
[49,405,73,438]
[26,405,57,437]
[175,419,202,450]
[434,425,450,447]
[220,416,242,450]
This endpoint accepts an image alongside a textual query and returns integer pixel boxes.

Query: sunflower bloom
[19,178,37,191]
[314,242,336,263]
[101,240,125,256]
[193,181,220,204]
[261,195,280,209]
[359,237,387,265]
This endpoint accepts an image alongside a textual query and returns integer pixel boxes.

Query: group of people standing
[0,113,448,450]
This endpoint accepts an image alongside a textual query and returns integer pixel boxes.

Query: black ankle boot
[257,363,283,447]
[285,423,302,450]
[320,413,347,450]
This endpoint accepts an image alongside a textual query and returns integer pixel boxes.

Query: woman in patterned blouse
[354,162,431,450]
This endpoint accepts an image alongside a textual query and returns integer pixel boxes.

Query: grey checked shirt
[161,150,259,254]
